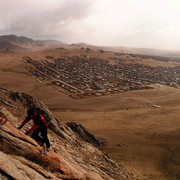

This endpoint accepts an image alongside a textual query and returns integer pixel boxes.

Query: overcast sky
[0,0,180,50]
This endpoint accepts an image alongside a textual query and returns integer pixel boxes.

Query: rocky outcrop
[0,87,134,179]
[0,151,51,180]
[66,122,106,147]
[0,120,103,179]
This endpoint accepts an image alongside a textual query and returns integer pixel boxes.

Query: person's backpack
[35,108,51,124]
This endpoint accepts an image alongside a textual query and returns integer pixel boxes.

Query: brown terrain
[0,35,180,179]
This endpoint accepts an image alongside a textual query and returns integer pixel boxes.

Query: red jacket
[19,111,48,134]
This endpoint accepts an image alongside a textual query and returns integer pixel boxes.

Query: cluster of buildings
[24,54,180,98]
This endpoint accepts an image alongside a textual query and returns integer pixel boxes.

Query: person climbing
[18,108,50,150]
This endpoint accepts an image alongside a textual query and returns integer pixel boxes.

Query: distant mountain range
[0,34,180,58]
[0,35,65,51]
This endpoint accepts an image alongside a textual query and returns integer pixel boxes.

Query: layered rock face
[0,87,134,180]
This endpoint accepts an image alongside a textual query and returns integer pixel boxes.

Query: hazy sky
[0,0,180,50]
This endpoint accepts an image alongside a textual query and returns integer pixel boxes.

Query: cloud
[0,0,180,50]
[0,0,94,40]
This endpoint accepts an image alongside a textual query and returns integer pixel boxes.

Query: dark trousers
[32,126,50,148]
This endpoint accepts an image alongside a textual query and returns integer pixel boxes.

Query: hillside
[0,35,66,51]
[0,35,40,51]
[0,87,134,179]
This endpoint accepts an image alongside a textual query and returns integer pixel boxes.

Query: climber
[18,108,50,150]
